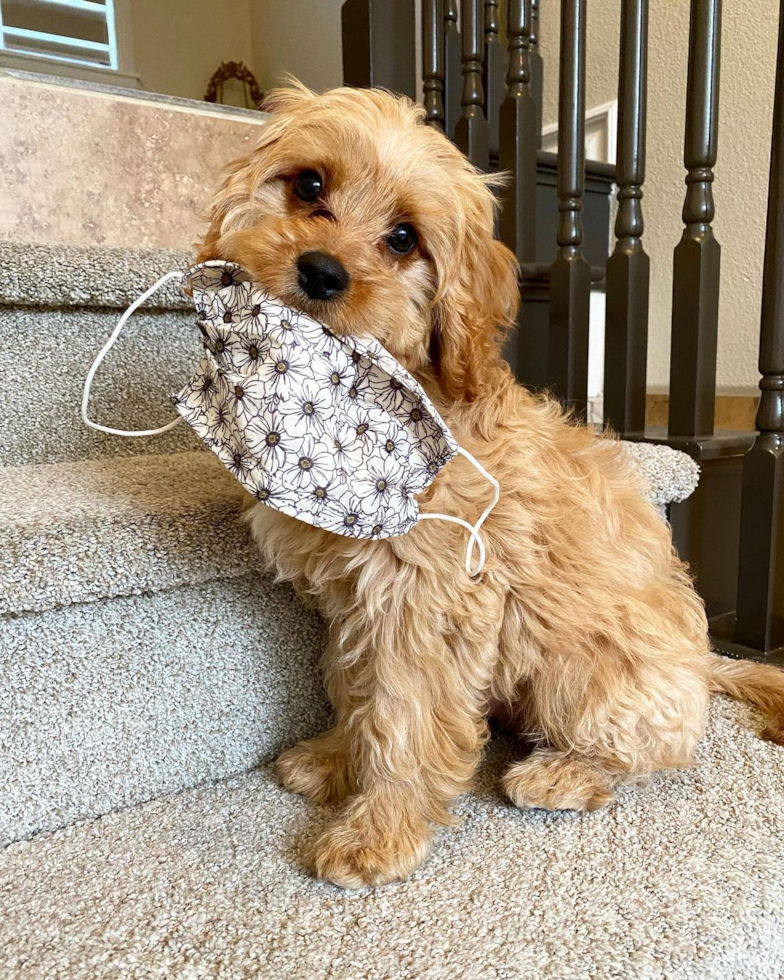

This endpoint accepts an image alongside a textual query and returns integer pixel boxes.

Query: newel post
[341,0,417,98]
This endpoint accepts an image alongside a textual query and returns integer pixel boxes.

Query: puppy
[198,82,784,888]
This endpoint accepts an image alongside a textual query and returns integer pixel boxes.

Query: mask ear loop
[418,447,500,578]
[81,271,186,437]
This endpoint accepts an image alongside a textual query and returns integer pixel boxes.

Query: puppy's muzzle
[297,251,349,301]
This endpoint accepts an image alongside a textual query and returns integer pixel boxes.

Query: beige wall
[130,0,254,101]
[540,0,777,393]
[129,0,346,101]
[250,0,345,93]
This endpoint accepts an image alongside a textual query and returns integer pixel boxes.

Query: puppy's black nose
[297,251,349,300]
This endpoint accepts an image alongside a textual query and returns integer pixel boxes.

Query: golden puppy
[199,81,784,888]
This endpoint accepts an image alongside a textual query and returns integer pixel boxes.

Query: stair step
[620,440,700,506]
[0,241,193,311]
[0,572,328,846]
[0,451,260,615]
[0,242,200,466]
[1,697,782,976]
[0,442,699,618]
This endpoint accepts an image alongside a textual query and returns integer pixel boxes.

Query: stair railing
[341,0,784,664]
[548,0,590,418]
[603,0,649,437]
[668,0,722,441]
[454,0,490,168]
[715,0,784,661]
[498,0,538,265]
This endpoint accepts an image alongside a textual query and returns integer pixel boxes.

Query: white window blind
[0,0,118,71]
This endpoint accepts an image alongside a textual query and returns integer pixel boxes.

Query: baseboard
[646,393,759,432]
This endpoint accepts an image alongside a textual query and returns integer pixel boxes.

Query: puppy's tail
[710,654,784,745]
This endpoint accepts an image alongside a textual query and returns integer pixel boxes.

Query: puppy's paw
[309,812,432,889]
[503,750,615,812]
[276,734,353,805]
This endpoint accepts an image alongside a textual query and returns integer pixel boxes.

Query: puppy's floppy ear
[433,233,519,403]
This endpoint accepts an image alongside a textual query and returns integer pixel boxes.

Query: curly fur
[198,81,784,889]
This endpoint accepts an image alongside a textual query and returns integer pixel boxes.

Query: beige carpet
[2,696,783,980]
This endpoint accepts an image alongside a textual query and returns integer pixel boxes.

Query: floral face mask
[82,261,499,576]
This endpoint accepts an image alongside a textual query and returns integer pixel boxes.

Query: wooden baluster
[454,0,490,169]
[530,0,544,147]
[548,0,591,418]
[603,0,650,435]
[499,0,538,263]
[668,0,722,438]
[341,0,417,98]
[444,0,462,139]
[734,0,784,657]
[423,0,445,128]
[483,0,506,154]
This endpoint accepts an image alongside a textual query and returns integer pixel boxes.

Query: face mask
[82,261,499,576]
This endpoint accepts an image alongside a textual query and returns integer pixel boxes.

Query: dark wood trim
[530,0,543,146]
[499,0,538,263]
[667,0,722,439]
[341,0,417,98]
[604,0,650,436]
[491,150,616,185]
[454,0,490,169]
[422,0,445,128]
[622,428,754,461]
[548,0,591,419]
[483,0,506,155]
[734,0,784,656]
[444,0,462,139]
[712,613,784,665]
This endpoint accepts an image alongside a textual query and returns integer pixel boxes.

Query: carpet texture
[0,574,328,845]
[1,242,201,465]
[0,445,696,617]
[0,241,193,310]
[0,306,201,465]
[0,451,259,614]
[620,441,700,506]
[1,696,782,979]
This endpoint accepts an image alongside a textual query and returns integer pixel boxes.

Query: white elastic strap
[81,271,186,437]
[420,447,500,577]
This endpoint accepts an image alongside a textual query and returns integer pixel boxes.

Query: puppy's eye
[294,170,323,203]
[387,223,417,255]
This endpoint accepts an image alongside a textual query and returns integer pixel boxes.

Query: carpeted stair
[4,239,765,978]
[0,243,330,846]
[1,698,783,979]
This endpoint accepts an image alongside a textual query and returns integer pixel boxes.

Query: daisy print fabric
[173,261,459,540]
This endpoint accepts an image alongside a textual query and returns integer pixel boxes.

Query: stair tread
[0,451,259,614]
[0,240,193,310]
[0,441,699,616]
[620,440,700,505]
[1,696,782,977]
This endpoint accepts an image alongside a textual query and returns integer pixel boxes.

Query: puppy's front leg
[309,606,495,889]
